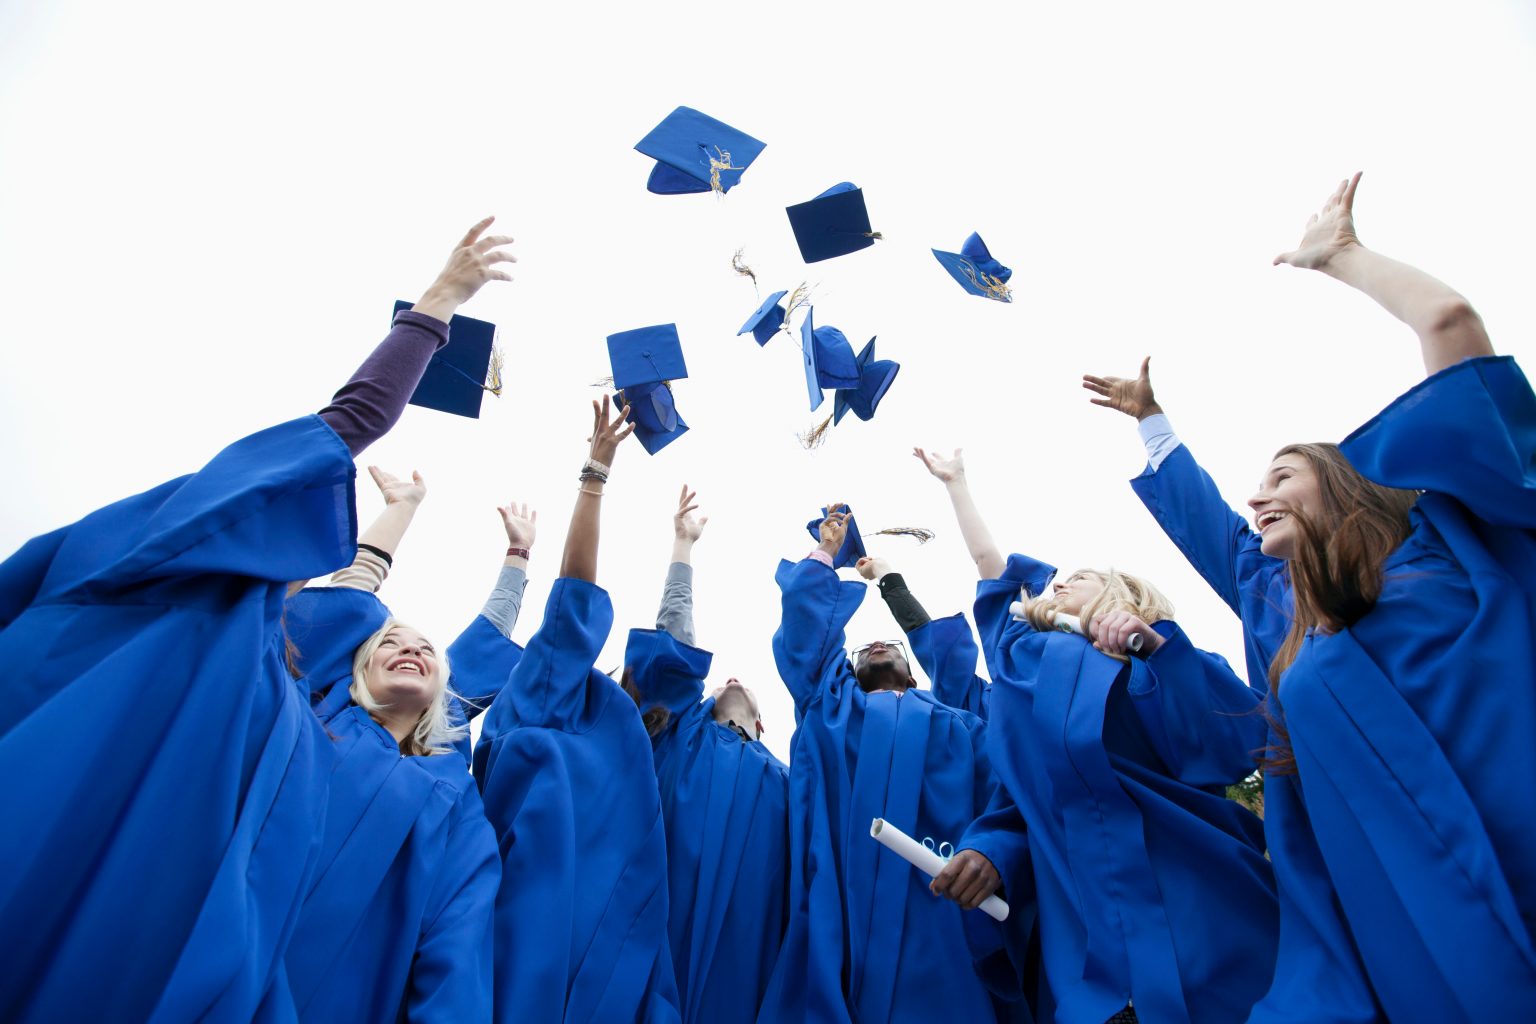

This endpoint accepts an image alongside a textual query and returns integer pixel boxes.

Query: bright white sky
[3,0,1534,760]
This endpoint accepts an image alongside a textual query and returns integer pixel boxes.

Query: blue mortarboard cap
[737,290,788,346]
[785,183,880,263]
[615,382,689,455]
[804,505,867,569]
[393,301,499,418]
[635,106,767,195]
[606,323,689,391]
[798,308,862,411]
[833,338,901,424]
[931,231,1013,302]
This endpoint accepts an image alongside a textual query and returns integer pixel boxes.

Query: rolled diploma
[869,818,1009,922]
[1010,598,1142,653]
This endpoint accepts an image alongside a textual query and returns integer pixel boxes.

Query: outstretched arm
[319,217,518,456]
[559,397,634,583]
[656,485,706,646]
[913,448,1004,580]
[1274,172,1492,376]
[481,501,536,639]
[328,465,427,592]
[856,556,932,634]
[1082,356,1183,472]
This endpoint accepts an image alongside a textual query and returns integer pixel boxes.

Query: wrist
[1136,402,1165,422]
[411,286,461,324]
[1318,240,1366,279]
[943,475,969,492]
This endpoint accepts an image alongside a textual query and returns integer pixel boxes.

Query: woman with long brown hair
[1087,173,1536,1021]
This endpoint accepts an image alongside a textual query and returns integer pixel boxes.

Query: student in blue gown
[913,446,1279,1024]
[619,486,790,1024]
[758,504,1033,1024]
[0,218,517,1022]
[472,397,682,1024]
[279,469,540,1022]
[1087,172,1536,1021]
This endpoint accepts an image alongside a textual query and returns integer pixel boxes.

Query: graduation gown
[1125,434,1379,1021]
[969,553,1277,1024]
[0,415,355,1023]
[281,587,519,1022]
[1252,355,1536,1022]
[624,628,790,1024]
[758,557,1031,1024]
[473,579,681,1024]
[907,611,993,719]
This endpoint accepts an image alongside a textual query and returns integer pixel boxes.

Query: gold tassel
[863,231,884,240]
[959,262,1013,302]
[483,345,505,396]
[732,248,757,289]
[591,375,615,389]
[781,281,812,335]
[798,413,834,449]
[870,527,937,544]
[708,147,744,194]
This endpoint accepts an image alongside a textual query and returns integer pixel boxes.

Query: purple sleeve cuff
[318,310,450,457]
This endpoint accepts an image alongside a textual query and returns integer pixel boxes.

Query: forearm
[1322,245,1491,375]
[559,481,604,583]
[327,546,391,592]
[943,478,1005,580]
[877,572,932,634]
[318,311,449,456]
[481,560,529,639]
[355,501,421,559]
[655,561,695,646]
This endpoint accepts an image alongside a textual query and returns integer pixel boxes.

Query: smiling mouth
[1256,510,1289,533]
[387,658,427,675]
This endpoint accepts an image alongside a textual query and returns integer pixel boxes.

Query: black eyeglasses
[849,639,909,664]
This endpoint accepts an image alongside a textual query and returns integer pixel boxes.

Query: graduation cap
[805,505,867,569]
[606,324,689,455]
[737,290,789,346]
[394,300,503,418]
[799,308,861,412]
[833,338,900,424]
[635,106,767,195]
[931,232,1013,302]
[785,183,882,263]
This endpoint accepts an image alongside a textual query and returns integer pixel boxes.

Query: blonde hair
[349,618,467,757]
[1023,568,1175,661]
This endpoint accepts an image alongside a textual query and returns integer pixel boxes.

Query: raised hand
[855,556,891,581]
[1082,356,1161,420]
[1274,172,1363,271]
[1089,608,1164,656]
[368,465,426,506]
[587,395,635,467]
[498,501,537,550]
[929,849,1002,911]
[413,216,518,322]
[673,485,708,544]
[913,447,966,484]
[817,503,850,555]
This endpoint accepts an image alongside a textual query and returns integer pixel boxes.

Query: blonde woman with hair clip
[915,446,1278,1024]
[279,463,536,1022]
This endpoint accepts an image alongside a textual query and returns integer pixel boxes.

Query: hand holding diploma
[870,819,1009,922]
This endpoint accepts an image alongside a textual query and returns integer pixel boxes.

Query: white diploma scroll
[869,818,1010,923]
[1007,596,1143,653]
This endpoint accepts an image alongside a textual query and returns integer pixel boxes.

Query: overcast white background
[3,0,1534,761]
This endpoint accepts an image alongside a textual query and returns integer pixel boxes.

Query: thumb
[1272,251,1292,267]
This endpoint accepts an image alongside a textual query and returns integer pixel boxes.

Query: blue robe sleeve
[623,627,713,720]
[283,586,391,696]
[1128,443,1267,616]
[907,612,991,718]
[446,613,527,720]
[0,526,67,628]
[1129,622,1266,787]
[770,557,866,716]
[404,784,500,1023]
[972,552,1058,683]
[1340,354,1536,526]
[500,578,614,730]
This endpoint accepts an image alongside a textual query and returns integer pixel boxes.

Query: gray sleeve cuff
[1137,412,1180,472]
[481,563,529,639]
[656,561,696,647]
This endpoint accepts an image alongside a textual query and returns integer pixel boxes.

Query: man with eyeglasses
[757,506,1034,1024]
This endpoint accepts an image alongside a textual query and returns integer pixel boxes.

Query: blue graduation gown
[473,579,681,1024]
[0,415,355,1022]
[1125,436,1380,1021]
[1254,355,1536,1022]
[758,557,1031,1024]
[969,553,1277,1024]
[281,588,517,1022]
[624,628,790,1024]
[907,611,993,718]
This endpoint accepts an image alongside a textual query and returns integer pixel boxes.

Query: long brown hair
[620,668,672,738]
[1263,443,1417,772]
